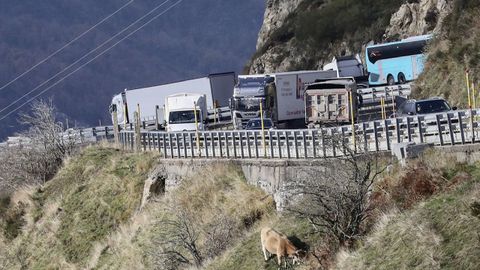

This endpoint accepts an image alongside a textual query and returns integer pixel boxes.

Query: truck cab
[165,93,207,132]
[230,76,274,129]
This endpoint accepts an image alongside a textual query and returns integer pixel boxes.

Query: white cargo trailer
[110,72,235,127]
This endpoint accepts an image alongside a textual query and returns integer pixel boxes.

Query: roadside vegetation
[337,150,480,269]
[416,0,480,107]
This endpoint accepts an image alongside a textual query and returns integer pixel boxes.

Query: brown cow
[260,227,305,267]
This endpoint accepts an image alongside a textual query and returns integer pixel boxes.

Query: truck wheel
[398,73,406,84]
[387,74,395,86]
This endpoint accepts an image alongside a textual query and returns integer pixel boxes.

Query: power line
[0,0,136,92]
[0,0,171,116]
[0,0,184,122]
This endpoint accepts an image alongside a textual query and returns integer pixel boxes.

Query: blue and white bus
[366,35,431,86]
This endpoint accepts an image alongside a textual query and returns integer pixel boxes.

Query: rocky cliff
[248,0,453,74]
[385,0,453,40]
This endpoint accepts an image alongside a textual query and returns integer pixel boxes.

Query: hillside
[336,157,480,269]
[416,0,480,107]
[246,0,453,75]
[0,146,280,269]
[2,146,480,269]
[0,0,265,139]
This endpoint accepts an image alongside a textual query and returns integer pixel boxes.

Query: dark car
[245,118,274,130]
[395,97,456,117]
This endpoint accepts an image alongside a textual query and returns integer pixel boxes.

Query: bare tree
[0,100,77,191]
[150,203,203,270]
[287,135,386,246]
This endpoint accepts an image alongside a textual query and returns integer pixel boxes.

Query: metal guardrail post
[436,114,444,146]
[417,116,424,143]
[385,119,391,150]
[470,109,476,143]
[311,130,317,158]
[406,117,412,142]
[447,113,455,145]
[269,131,274,158]
[277,131,282,159]
[293,131,299,159]
[218,132,223,158]
[458,112,466,144]
[176,133,181,158]
[239,132,244,159]
[246,131,251,158]
[303,131,308,159]
[225,132,230,158]
[232,132,237,158]
[286,131,291,159]
[189,133,194,158]
[211,132,216,158]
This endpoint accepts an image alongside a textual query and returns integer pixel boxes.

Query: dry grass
[335,151,480,269]
[0,146,158,269]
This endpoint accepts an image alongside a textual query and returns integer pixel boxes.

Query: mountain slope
[0,0,265,139]
[247,0,454,75]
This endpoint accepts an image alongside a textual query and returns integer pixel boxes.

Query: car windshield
[246,119,273,129]
[169,110,200,124]
[416,100,451,114]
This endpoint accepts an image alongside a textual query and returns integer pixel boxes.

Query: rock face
[384,0,453,40]
[248,0,454,75]
[256,0,304,50]
[248,0,306,74]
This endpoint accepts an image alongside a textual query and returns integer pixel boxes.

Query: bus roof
[367,34,432,49]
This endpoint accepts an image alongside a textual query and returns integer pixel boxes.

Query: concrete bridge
[141,143,480,211]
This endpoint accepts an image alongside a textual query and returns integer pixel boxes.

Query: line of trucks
[109,56,409,131]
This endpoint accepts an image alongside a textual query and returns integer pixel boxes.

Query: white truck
[109,72,235,128]
[164,93,207,132]
[230,70,337,129]
[323,55,368,87]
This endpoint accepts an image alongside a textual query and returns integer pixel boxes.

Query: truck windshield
[169,110,200,124]
[233,98,265,112]
[237,77,271,88]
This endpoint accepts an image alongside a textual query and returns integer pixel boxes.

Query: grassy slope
[88,163,276,269]
[205,215,323,270]
[336,161,480,269]
[0,146,285,270]
[416,0,480,107]
[0,146,157,269]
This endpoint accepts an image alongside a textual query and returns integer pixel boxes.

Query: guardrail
[118,109,480,159]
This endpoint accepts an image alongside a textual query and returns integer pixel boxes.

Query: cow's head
[290,249,307,265]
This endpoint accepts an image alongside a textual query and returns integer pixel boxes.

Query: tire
[398,73,406,84]
[387,74,395,86]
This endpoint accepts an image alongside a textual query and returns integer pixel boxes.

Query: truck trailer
[110,72,235,127]
[230,70,337,129]
[305,78,410,127]
[305,78,358,127]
